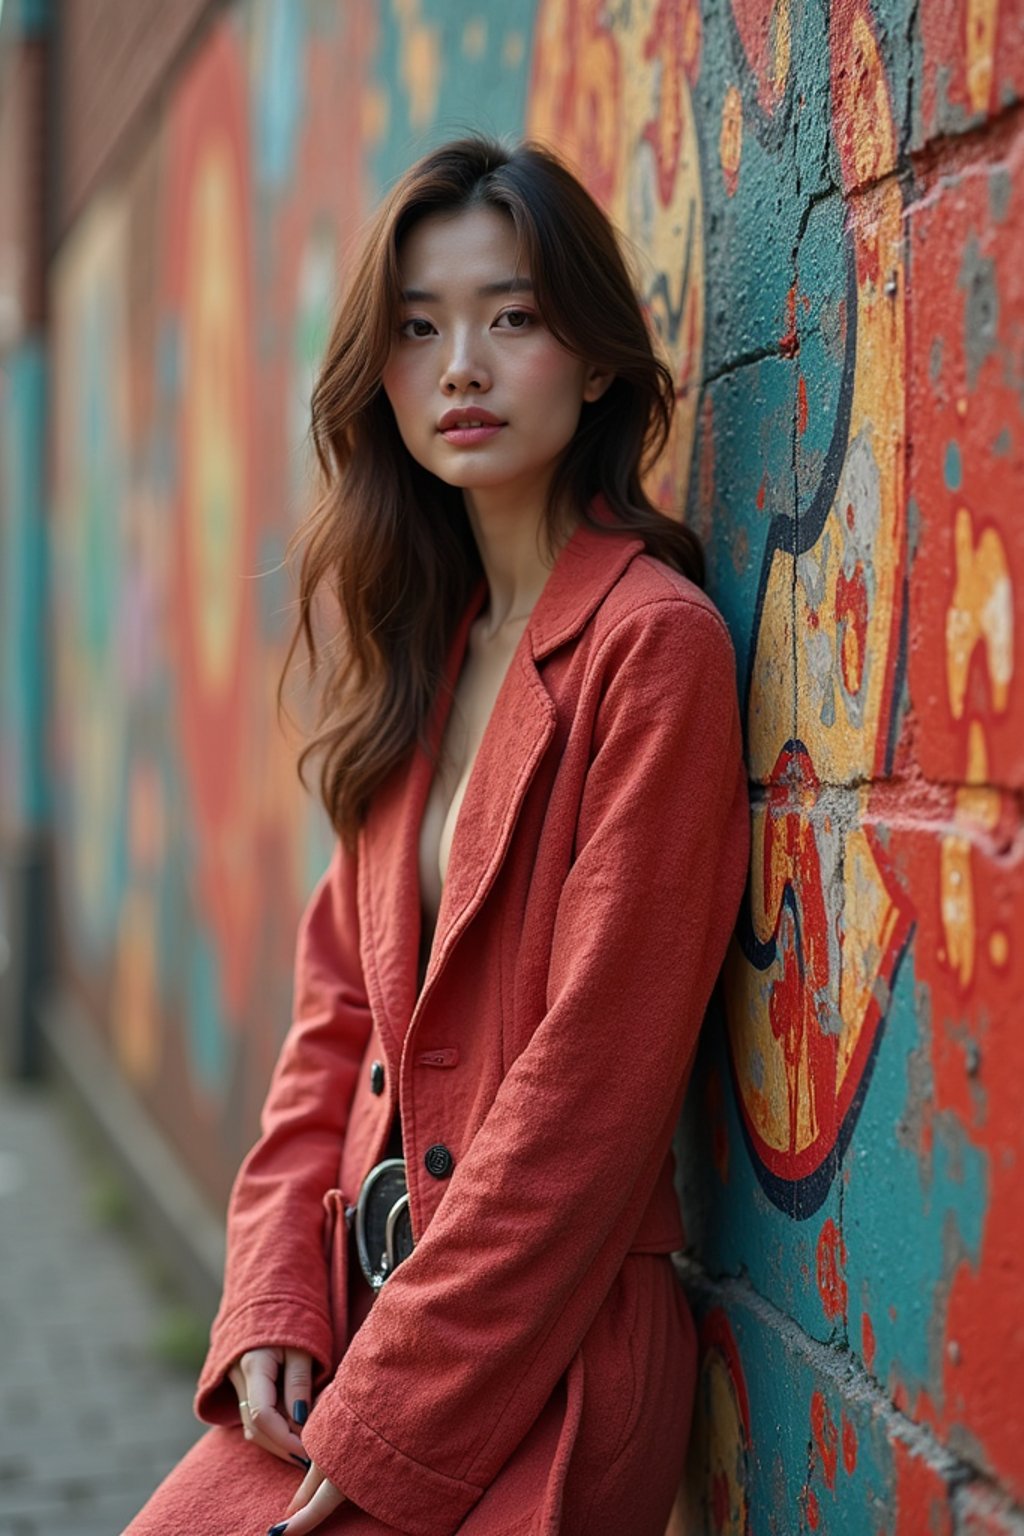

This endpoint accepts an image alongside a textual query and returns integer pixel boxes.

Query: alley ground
[0,1079,205,1534]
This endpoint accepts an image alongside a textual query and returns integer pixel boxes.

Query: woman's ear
[582,365,615,403]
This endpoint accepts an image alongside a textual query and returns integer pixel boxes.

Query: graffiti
[529,0,706,510]
[528,0,1020,1522]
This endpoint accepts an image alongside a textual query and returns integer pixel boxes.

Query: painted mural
[41,0,1021,1529]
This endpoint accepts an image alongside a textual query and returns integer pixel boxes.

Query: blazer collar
[357,500,645,1065]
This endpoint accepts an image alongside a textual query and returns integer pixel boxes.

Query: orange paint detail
[816,1216,849,1321]
[797,373,809,434]
[720,83,743,197]
[806,1486,821,1529]
[836,560,869,696]
[842,1411,858,1474]
[861,1311,876,1371]
[811,1390,839,1489]
[779,283,799,357]
[764,758,839,1164]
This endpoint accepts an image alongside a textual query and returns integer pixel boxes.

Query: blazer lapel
[358,507,645,1062]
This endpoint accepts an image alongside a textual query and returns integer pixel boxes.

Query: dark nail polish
[267,1524,289,1535]
[289,1452,311,1469]
[292,1398,308,1425]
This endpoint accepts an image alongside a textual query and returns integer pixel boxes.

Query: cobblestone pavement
[0,1079,205,1535]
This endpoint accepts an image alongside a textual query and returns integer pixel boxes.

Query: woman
[125,135,749,1536]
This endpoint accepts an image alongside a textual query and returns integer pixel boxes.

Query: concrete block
[675,1268,965,1535]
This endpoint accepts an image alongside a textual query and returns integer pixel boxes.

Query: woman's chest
[418,619,527,930]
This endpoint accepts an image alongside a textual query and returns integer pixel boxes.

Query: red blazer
[193,510,750,1534]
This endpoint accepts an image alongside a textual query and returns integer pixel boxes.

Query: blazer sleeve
[193,836,373,1425]
[300,597,752,1536]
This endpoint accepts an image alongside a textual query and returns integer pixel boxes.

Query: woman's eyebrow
[399,278,535,302]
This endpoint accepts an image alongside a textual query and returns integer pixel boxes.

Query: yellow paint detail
[839,823,903,1076]
[965,0,998,113]
[794,178,906,782]
[112,886,160,1085]
[393,0,440,130]
[946,507,1013,719]
[770,0,792,97]
[502,31,525,68]
[462,18,487,59]
[848,12,896,182]
[957,723,1000,828]
[691,1347,748,1535]
[748,558,794,779]
[989,928,1009,967]
[966,718,990,787]
[720,84,743,192]
[940,834,975,990]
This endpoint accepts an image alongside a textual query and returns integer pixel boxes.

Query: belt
[349,1157,415,1293]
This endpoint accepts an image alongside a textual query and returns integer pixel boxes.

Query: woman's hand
[267,1460,348,1532]
[228,1346,313,1469]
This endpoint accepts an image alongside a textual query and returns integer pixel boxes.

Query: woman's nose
[440,335,491,394]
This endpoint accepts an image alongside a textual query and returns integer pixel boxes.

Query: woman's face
[381,205,612,507]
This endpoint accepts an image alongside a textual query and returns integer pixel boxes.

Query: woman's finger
[283,1347,313,1429]
[239,1350,309,1467]
[227,1363,248,1415]
[268,1462,346,1534]
[282,1460,323,1517]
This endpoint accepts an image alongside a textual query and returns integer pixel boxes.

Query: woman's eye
[400,318,435,338]
[496,309,534,330]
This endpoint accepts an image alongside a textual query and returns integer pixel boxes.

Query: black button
[369,1060,385,1096]
[424,1143,453,1179]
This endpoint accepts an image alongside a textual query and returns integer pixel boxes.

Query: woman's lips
[439,424,504,446]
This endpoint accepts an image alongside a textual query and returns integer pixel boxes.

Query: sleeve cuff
[193,1292,335,1427]
[301,1388,483,1536]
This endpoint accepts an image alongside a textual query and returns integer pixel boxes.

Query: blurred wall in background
[1,0,1021,1530]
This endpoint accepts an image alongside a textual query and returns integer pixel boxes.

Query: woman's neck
[464,487,574,641]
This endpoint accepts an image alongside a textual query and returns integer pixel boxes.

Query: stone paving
[0,1080,205,1535]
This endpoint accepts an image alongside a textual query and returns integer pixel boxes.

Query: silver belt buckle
[354,1158,414,1291]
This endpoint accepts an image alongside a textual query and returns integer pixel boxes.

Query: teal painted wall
[0,343,49,834]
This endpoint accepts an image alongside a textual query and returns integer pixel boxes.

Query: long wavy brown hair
[280,134,705,849]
